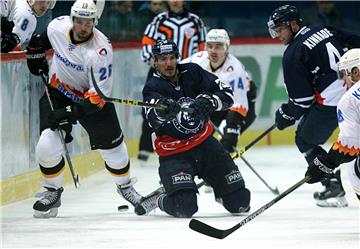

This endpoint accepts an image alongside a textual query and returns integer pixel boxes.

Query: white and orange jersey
[182,51,249,117]
[47,16,113,107]
[1,0,37,47]
[332,80,360,156]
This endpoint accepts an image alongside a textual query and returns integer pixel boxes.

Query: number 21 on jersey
[99,64,112,81]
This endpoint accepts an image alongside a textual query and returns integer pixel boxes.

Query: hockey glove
[275,104,296,130]
[305,155,336,184]
[190,94,218,120]
[221,132,238,153]
[1,32,20,53]
[48,106,77,131]
[156,98,181,121]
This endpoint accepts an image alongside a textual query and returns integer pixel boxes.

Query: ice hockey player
[267,4,360,207]
[1,0,56,53]
[26,0,143,218]
[306,48,360,205]
[135,39,251,217]
[182,29,257,153]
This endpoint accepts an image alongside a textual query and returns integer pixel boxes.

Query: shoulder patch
[226,65,234,72]
[98,48,108,56]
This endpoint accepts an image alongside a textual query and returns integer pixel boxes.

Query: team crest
[172,97,204,134]
[226,65,234,72]
[98,48,108,56]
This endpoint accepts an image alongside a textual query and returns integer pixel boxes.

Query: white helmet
[70,0,103,25]
[206,29,230,49]
[337,49,360,73]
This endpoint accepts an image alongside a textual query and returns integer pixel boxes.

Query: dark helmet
[267,5,302,38]
[152,39,179,59]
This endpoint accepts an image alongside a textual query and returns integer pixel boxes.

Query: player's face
[72,17,94,41]
[338,67,360,88]
[155,53,178,79]
[206,42,227,64]
[32,1,51,16]
[272,25,293,45]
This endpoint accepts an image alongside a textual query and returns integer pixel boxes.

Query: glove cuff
[313,157,334,174]
[196,94,221,111]
[279,106,295,121]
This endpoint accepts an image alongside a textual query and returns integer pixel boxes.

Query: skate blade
[316,196,348,208]
[33,208,58,218]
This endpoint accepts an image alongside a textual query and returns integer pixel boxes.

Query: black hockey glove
[247,80,257,102]
[1,32,20,53]
[275,104,296,130]
[305,155,336,184]
[156,98,181,121]
[221,132,238,153]
[26,49,48,75]
[190,94,218,120]
[48,106,77,131]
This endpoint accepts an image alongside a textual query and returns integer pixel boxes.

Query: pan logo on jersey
[172,172,193,185]
[173,97,204,135]
[225,170,243,184]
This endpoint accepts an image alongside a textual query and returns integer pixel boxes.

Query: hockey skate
[33,187,64,218]
[135,188,165,215]
[117,177,144,207]
[313,172,348,208]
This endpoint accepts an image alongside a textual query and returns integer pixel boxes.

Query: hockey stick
[232,123,277,160]
[189,175,310,239]
[40,73,80,188]
[90,67,192,112]
[210,121,279,195]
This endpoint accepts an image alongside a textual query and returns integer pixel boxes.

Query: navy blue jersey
[143,62,233,141]
[283,26,360,113]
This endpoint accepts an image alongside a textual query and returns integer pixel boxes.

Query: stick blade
[189,219,228,239]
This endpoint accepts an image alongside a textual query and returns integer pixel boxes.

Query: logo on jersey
[226,65,234,72]
[68,43,76,51]
[337,109,344,123]
[172,172,192,185]
[54,51,84,72]
[98,48,108,56]
[185,28,195,39]
[225,170,243,184]
[172,97,204,135]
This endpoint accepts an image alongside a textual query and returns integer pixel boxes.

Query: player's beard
[160,67,177,81]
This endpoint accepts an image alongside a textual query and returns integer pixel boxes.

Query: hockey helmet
[70,0,103,25]
[206,29,230,49]
[152,39,179,59]
[337,48,360,81]
[267,5,302,38]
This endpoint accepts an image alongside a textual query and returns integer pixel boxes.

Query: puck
[117,205,129,212]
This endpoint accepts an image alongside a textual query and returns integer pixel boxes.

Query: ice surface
[1,145,359,248]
